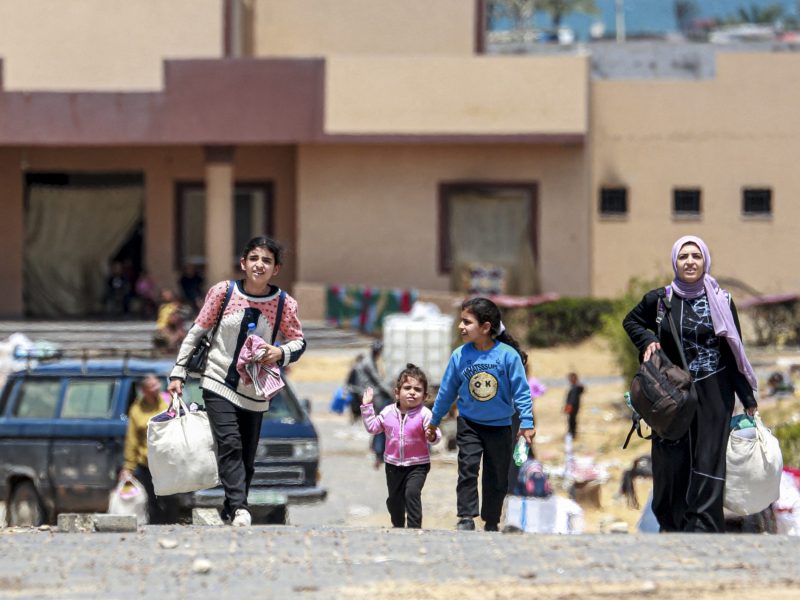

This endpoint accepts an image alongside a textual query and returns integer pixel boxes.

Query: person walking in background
[119,374,180,524]
[353,341,393,466]
[361,364,441,529]
[564,372,584,440]
[427,297,535,532]
[167,236,306,527]
[623,235,758,533]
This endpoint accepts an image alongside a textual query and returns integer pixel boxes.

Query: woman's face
[676,243,705,284]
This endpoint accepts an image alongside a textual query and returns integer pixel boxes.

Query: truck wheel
[8,480,45,527]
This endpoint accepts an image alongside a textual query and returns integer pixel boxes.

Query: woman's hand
[258,344,284,366]
[167,378,184,397]
[518,427,536,445]
[643,341,661,362]
[745,405,758,417]
[426,424,439,442]
[118,469,133,482]
[362,387,374,405]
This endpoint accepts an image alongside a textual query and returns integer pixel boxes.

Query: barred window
[673,189,701,215]
[599,187,627,215]
[743,188,772,215]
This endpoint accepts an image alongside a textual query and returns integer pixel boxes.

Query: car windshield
[180,380,303,422]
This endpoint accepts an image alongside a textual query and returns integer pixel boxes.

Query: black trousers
[456,416,512,526]
[567,410,578,438]
[651,378,733,533]
[385,462,430,528]
[203,391,264,519]
[134,464,180,524]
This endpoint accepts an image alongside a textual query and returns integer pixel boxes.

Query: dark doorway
[23,172,145,318]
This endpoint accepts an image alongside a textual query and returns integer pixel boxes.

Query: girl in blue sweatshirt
[427,297,535,532]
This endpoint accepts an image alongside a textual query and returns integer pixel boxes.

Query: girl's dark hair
[395,363,429,395]
[241,236,284,265]
[461,297,528,366]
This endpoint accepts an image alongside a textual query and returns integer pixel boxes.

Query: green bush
[599,277,666,383]
[774,422,800,468]
[526,297,614,347]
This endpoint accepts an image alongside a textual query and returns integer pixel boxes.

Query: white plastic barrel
[382,303,454,385]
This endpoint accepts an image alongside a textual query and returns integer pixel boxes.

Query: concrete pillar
[204,146,236,285]
[0,150,24,317]
[143,157,175,294]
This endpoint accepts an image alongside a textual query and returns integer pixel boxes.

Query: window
[61,380,115,419]
[743,188,772,215]
[0,379,17,416]
[438,183,539,296]
[673,189,701,216]
[12,379,61,419]
[600,188,627,215]
[175,182,273,269]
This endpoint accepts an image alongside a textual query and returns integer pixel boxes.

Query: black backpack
[623,289,698,448]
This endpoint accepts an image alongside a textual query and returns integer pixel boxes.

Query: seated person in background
[119,374,180,524]
[153,289,187,353]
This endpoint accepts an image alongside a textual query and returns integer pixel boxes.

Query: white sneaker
[232,508,251,527]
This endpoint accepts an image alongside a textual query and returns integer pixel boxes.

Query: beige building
[0,0,797,318]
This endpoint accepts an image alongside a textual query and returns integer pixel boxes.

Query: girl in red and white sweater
[168,236,306,526]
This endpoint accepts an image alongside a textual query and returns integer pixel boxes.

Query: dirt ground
[291,335,800,534]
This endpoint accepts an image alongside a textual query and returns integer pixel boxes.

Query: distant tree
[723,2,785,25]
[537,0,599,30]
[674,0,700,34]
[486,0,536,32]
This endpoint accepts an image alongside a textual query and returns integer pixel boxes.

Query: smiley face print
[469,372,498,402]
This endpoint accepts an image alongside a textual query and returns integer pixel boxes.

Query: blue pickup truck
[0,358,326,526]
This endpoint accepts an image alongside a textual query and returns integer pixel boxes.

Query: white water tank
[382,303,454,385]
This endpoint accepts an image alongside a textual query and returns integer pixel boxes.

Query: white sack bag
[147,394,220,496]
[724,414,783,516]
[108,477,148,525]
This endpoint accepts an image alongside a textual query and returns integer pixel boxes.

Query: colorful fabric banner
[325,286,417,334]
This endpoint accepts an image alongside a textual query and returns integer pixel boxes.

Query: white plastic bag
[774,470,800,535]
[724,414,783,516]
[503,495,584,534]
[108,477,148,525]
[147,394,220,496]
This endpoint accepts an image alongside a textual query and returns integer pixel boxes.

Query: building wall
[253,0,475,57]
[324,55,588,135]
[295,144,590,297]
[591,53,800,297]
[0,145,296,316]
[0,0,222,91]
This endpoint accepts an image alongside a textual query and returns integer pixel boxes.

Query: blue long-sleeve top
[430,341,534,429]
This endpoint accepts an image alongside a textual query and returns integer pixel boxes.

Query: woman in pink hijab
[623,235,757,533]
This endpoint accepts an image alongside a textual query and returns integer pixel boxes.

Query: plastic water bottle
[247,323,256,336]
[513,437,529,467]
[624,391,633,411]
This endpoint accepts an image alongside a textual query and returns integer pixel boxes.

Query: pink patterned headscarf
[670,235,757,391]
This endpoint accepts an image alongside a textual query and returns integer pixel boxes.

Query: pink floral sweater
[171,280,306,412]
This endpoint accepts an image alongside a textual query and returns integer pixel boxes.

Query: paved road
[2,525,800,598]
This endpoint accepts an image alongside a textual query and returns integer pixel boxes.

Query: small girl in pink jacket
[361,363,441,529]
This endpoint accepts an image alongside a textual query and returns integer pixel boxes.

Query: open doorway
[23,172,145,318]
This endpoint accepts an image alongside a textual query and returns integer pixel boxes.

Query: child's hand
[519,427,536,445]
[362,387,374,405]
[425,424,438,442]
